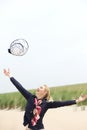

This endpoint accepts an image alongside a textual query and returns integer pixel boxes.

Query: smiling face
[36,85,50,100]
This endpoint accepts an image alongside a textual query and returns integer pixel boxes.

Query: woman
[3,69,87,130]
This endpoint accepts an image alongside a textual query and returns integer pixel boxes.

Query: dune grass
[0,83,87,110]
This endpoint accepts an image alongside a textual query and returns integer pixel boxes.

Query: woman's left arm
[47,100,76,108]
[47,95,87,108]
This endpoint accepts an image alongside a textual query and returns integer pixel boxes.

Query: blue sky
[0,0,87,93]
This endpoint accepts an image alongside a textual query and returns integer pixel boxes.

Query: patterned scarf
[31,98,42,126]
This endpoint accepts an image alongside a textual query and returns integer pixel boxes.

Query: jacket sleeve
[47,100,76,109]
[10,77,33,100]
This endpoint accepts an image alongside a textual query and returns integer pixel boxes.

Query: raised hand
[3,68,10,77]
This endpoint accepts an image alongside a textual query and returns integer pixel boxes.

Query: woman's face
[36,85,47,99]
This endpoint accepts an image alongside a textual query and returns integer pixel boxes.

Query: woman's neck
[36,95,43,100]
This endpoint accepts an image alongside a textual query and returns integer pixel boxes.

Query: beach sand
[0,105,87,130]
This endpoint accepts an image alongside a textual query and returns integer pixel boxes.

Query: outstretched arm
[3,69,33,100]
[47,95,87,109]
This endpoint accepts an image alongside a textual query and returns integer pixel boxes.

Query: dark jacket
[10,77,76,130]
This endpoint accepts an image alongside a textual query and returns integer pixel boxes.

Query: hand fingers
[8,68,10,73]
[3,69,6,74]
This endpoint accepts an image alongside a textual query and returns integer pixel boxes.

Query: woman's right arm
[3,69,33,100]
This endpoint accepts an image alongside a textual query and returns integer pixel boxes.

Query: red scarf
[31,98,42,126]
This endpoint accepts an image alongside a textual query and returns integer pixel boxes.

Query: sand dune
[0,106,87,130]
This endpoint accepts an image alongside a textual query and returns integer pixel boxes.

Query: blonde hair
[43,85,51,101]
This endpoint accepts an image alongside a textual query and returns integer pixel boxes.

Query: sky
[0,0,87,93]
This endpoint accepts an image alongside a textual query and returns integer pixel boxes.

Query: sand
[0,105,87,130]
